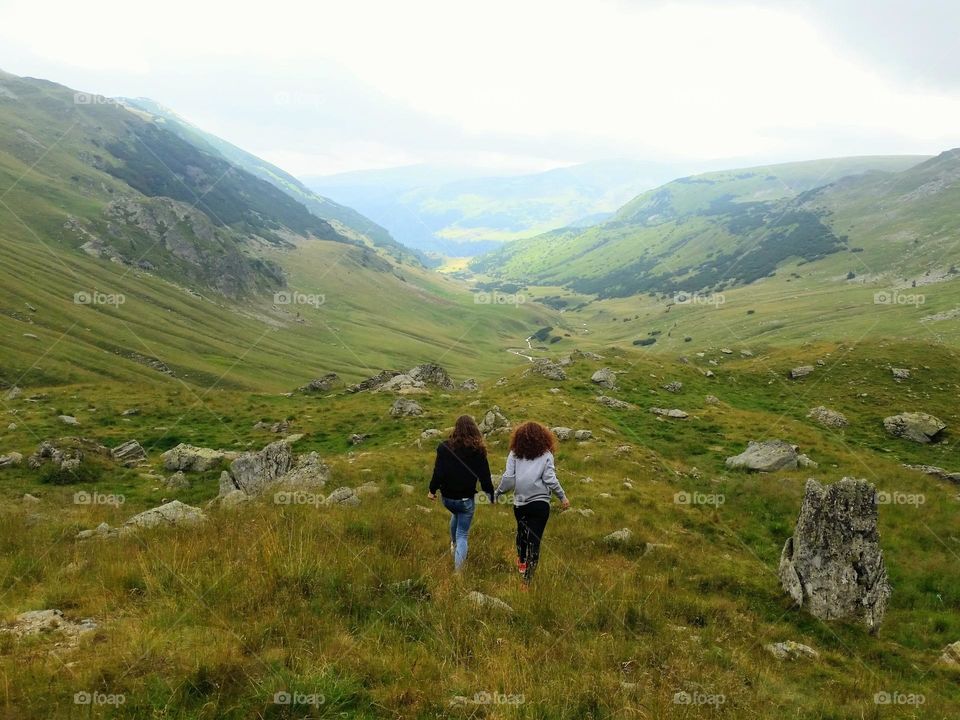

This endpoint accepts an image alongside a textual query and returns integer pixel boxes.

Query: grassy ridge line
[2,340,960,717]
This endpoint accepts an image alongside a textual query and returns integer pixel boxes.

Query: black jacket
[429,441,494,500]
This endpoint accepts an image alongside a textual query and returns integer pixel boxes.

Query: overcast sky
[1,0,958,177]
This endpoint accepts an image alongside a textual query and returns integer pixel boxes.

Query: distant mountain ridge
[473,155,933,297]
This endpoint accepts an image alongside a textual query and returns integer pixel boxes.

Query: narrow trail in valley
[505,335,535,361]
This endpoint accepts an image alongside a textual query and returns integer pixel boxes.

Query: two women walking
[428,415,569,584]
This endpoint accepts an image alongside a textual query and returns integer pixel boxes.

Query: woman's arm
[478,453,495,501]
[494,452,516,500]
[428,445,445,497]
[542,453,569,507]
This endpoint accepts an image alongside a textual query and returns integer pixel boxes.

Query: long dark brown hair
[447,415,487,454]
[509,421,557,460]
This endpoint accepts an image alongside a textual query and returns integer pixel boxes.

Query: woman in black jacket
[428,415,495,571]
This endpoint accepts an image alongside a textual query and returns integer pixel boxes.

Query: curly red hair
[509,421,557,460]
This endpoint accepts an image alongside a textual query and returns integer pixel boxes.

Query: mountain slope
[473,156,930,297]
[305,160,684,256]
[118,97,422,265]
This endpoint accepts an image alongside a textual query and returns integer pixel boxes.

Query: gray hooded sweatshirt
[495,451,566,506]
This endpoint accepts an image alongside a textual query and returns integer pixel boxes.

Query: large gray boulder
[532,359,566,381]
[277,452,330,488]
[552,427,573,441]
[725,440,799,471]
[300,373,340,393]
[161,444,227,472]
[390,398,424,417]
[591,368,617,389]
[125,500,208,530]
[883,412,946,443]
[408,363,455,390]
[221,440,293,496]
[778,478,890,633]
[478,406,510,434]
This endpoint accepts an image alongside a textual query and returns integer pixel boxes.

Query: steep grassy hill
[473,156,929,297]
[118,97,422,265]
[3,341,960,717]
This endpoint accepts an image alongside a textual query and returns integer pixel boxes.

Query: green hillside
[118,97,422,265]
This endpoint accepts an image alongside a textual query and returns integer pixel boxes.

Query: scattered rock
[807,406,848,429]
[399,483,415,494]
[662,381,683,393]
[161,444,227,472]
[789,366,815,379]
[126,500,207,530]
[532,358,567,381]
[495,377,508,386]
[378,374,426,393]
[604,528,632,544]
[300,373,340,393]
[572,350,604,361]
[121,408,140,416]
[650,407,688,419]
[390,398,424,418]
[596,396,631,410]
[324,486,360,506]
[347,370,401,394]
[591,368,617,389]
[552,427,574,441]
[0,451,23,468]
[903,463,960,483]
[4,386,22,401]
[574,429,593,441]
[164,471,190,489]
[778,477,890,633]
[478,406,510,434]
[421,429,441,440]
[705,395,720,405]
[891,367,911,380]
[349,433,368,445]
[58,415,79,426]
[111,439,147,467]
[460,378,478,392]
[726,440,800,472]
[765,641,819,661]
[939,641,960,666]
[467,591,514,614]
[22,493,40,503]
[797,454,818,469]
[883,412,946,444]
[1,609,97,641]
[7,423,15,431]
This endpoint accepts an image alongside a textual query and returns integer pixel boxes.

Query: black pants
[514,501,550,582]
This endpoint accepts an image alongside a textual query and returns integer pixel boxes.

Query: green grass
[2,340,960,717]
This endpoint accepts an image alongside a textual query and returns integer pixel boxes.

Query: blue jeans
[442,496,475,571]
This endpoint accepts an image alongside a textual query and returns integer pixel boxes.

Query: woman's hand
[427,492,437,501]
[561,497,571,511]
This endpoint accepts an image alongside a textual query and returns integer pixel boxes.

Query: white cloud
[0,0,957,174]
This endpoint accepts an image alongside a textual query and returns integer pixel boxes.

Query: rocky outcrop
[460,378,479,392]
[161,444,228,472]
[662,381,683,393]
[390,398,424,417]
[883,412,946,443]
[219,440,294,496]
[324,486,360,506]
[532,359,566,381]
[78,500,208,539]
[378,374,427,393]
[725,440,801,472]
[478,406,510,435]
[0,452,23,468]
[891,367,911,380]
[778,477,890,633]
[347,370,401,393]
[765,641,819,661]
[111,439,147,467]
[903,464,960,483]
[591,368,617,389]
[808,406,848,428]
[1,609,97,641]
[277,452,330,488]
[300,373,340,393]
[789,366,815,379]
[408,363,455,390]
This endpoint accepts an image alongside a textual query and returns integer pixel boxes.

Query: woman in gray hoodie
[494,421,570,585]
